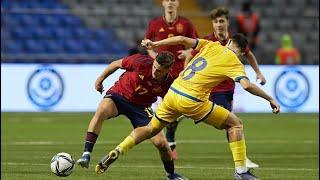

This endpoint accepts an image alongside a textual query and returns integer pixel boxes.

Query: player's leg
[96,90,181,174]
[95,117,167,174]
[202,105,259,179]
[210,92,259,168]
[165,121,179,159]
[150,131,188,180]
[77,95,118,168]
[153,97,180,160]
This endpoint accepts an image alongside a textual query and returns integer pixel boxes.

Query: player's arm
[144,22,158,59]
[239,78,280,114]
[147,49,158,59]
[142,36,197,50]
[245,50,266,85]
[95,59,123,94]
[177,49,194,67]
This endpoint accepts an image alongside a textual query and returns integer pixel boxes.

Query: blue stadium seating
[64,39,86,54]
[24,39,46,53]
[85,39,105,54]
[61,15,83,27]
[53,28,74,39]
[5,40,25,54]
[34,28,54,39]
[11,27,34,39]
[45,40,65,54]
[73,27,94,39]
[2,0,134,63]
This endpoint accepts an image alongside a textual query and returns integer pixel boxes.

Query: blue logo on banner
[274,67,310,109]
[27,65,64,110]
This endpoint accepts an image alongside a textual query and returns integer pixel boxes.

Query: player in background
[167,7,266,167]
[77,52,188,180]
[95,34,280,180]
[145,0,198,159]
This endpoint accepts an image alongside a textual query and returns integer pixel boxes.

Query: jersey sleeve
[193,39,211,51]
[226,64,248,82]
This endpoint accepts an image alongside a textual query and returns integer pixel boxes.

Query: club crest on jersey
[159,28,165,32]
[176,23,184,33]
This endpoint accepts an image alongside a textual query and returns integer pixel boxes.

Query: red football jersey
[145,16,198,78]
[191,32,250,93]
[107,54,174,107]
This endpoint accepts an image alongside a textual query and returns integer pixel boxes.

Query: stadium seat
[73,28,94,39]
[24,39,47,53]
[40,15,62,27]
[83,16,102,28]
[45,40,65,54]
[61,15,83,27]
[11,27,34,39]
[94,29,114,40]
[4,40,25,54]
[107,41,128,54]
[85,40,105,54]
[53,28,74,39]
[3,14,20,27]
[33,28,54,39]
[20,14,41,27]
[64,39,86,54]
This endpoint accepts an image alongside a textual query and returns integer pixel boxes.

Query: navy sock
[166,121,179,143]
[162,160,174,174]
[84,132,98,153]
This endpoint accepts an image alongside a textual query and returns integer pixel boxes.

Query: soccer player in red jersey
[77,52,187,180]
[169,7,267,167]
[145,0,198,78]
[145,0,198,159]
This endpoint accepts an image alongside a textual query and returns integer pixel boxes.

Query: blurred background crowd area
[1,0,319,64]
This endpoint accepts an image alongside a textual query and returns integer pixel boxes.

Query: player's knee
[153,138,168,150]
[221,112,242,129]
[95,99,118,120]
[227,124,243,132]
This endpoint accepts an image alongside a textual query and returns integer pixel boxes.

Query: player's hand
[256,73,266,85]
[141,39,155,49]
[177,49,191,60]
[95,81,104,94]
[269,99,280,114]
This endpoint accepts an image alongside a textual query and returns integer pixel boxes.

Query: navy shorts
[105,93,153,128]
[209,91,234,111]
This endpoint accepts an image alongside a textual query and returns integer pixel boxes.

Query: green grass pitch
[1,112,319,180]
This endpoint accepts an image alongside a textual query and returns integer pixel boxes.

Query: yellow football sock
[229,139,246,167]
[117,135,136,154]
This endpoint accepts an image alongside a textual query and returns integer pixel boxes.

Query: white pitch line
[2,162,318,172]
[2,140,318,145]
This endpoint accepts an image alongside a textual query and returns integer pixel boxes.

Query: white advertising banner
[1,64,124,112]
[1,64,319,112]
[233,65,319,112]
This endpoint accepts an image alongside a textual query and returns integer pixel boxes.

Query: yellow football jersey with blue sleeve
[172,39,247,101]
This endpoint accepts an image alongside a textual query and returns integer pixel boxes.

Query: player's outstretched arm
[95,59,123,94]
[246,50,266,85]
[147,49,158,59]
[239,78,280,114]
[142,36,197,49]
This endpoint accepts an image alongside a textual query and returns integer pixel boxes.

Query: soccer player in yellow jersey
[95,34,280,180]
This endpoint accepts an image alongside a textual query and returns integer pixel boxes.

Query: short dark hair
[155,51,174,68]
[231,33,248,53]
[210,7,229,20]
